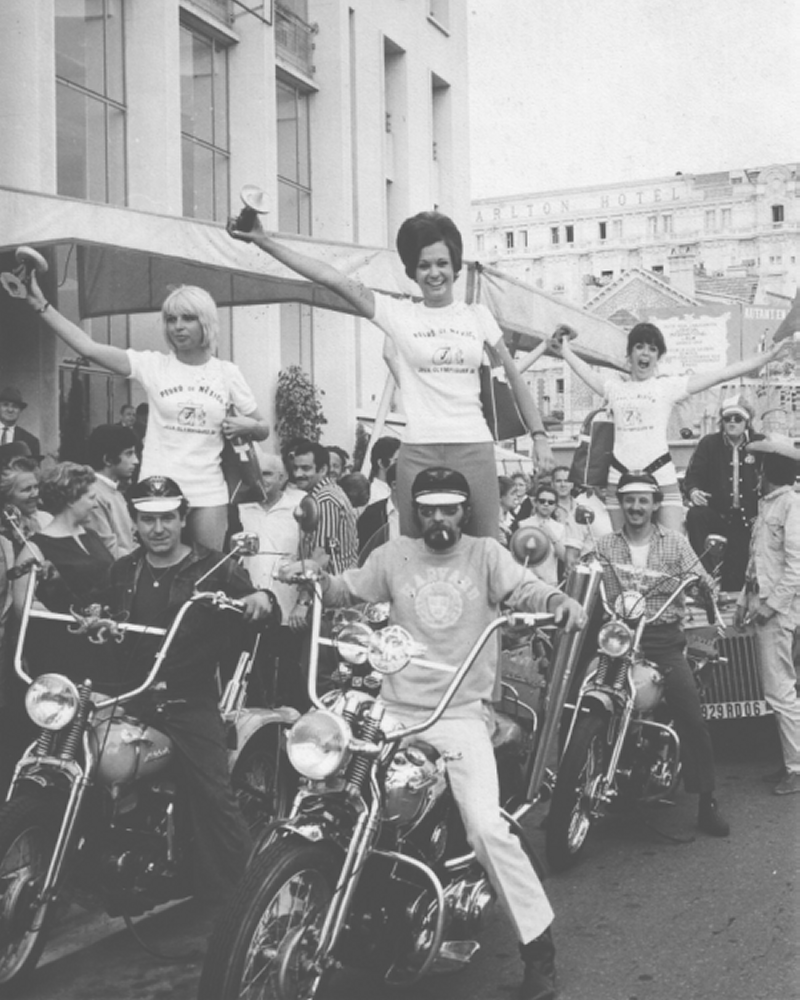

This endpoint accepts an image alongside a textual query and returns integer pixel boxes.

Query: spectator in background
[339,472,370,519]
[85,424,139,559]
[21,276,269,550]
[133,403,148,444]
[358,462,399,561]
[498,475,518,547]
[518,484,574,586]
[735,435,800,796]
[118,404,136,429]
[367,436,400,505]
[684,394,764,591]
[0,386,40,458]
[0,455,48,538]
[326,446,350,482]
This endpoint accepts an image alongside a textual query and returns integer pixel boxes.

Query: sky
[467,0,800,199]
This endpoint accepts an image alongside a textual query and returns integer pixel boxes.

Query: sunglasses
[417,504,460,518]
[723,414,745,423]
[537,498,557,505]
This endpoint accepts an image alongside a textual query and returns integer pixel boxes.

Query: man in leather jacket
[684,394,764,590]
[100,476,275,907]
[284,467,586,1000]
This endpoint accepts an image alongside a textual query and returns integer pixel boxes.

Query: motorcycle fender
[576,691,614,717]
[225,706,300,760]
[253,816,348,856]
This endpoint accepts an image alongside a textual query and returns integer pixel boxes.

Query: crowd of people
[1,206,798,1000]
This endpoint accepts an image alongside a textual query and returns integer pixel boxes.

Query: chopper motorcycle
[545,534,727,872]
[196,553,594,1000]
[0,530,298,991]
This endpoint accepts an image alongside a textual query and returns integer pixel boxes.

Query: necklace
[143,559,177,588]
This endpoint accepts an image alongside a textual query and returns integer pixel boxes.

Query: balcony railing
[275,0,315,76]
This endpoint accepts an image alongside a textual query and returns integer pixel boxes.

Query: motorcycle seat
[492,711,523,749]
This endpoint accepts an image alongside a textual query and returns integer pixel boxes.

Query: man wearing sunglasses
[684,394,764,590]
[284,466,586,1000]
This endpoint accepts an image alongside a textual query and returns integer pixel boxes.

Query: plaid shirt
[595,524,710,624]
[309,477,358,574]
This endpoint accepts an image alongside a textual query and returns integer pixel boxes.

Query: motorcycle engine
[384,743,446,831]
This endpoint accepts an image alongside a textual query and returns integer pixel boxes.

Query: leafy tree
[274,365,327,447]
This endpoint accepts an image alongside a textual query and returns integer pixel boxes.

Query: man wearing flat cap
[735,434,800,796]
[0,386,40,458]
[684,393,763,590]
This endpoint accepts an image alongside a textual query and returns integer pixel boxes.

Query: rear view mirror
[230,531,259,557]
[294,495,319,535]
[574,506,595,526]
[509,526,551,568]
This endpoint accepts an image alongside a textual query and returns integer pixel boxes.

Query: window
[772,204,785,224]
[704,209,716,232]
[662,214,673,234]
[721,208,732,229]
[565,225,574,244]
[475,233,485,253]
[652,264,664,274]
[550,227,559,245]
[600,269,613,283]
[55,0,126,204]
[277,78,313,366]
[180,23,230,221]
[612,218,623,240]
[598,221,607,241]
[520,230,529,248]
[647,215,658,237]
[506,231,515,250]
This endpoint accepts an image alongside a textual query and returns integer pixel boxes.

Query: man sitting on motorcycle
[99,475,276,907]
[594,470,730,837]
[291,466,586,1000]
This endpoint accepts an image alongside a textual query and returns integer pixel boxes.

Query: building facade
[0,0,470,456]
[472,164,800,307]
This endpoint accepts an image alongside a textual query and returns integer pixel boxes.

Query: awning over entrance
[0,186,626,369]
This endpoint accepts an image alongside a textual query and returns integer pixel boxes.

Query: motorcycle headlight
[598,621,633,658]
[26,674,80,731]
[614,590,646,621]
[286,710,352,780]
[368,625,419,675]
[334,622,373,666]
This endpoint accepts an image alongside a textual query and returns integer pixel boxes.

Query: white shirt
[127,350,257,506]
[372,294,502,444]
[238,491,301,617]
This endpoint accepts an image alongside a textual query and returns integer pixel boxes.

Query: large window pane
[181,30,214,145]
[55,0,124,103]
[277,83,299,182]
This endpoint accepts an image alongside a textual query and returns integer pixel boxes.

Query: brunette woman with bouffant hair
[228,209,554,539]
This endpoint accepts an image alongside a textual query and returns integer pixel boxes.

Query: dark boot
[697,794,730,837]
[519,927,557,1000]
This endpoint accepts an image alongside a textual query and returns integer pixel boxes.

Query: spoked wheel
[232,731,292,835]
[546,712,608,872]
[198,840,340,1000]
[0,795,61,990]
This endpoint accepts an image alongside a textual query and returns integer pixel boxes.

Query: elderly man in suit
[0,387,40,458]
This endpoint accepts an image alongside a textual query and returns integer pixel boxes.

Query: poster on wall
[653,312,731,377]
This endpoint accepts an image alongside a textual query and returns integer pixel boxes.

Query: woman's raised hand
[227,212,266,244]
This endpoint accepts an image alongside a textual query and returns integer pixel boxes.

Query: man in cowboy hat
[0,386,40,458]
[735,434,800,796]
[684,392,763,590]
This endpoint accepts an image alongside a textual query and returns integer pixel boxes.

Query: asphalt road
[13,719,800,1000]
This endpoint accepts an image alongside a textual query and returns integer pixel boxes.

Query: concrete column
[0,0,56,192]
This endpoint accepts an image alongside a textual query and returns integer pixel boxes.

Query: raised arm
[24,273,131,376]
[229,216,376,321]
[554,332,607,397]
[494,337,555,473]
[686,339,790,394]
[516,339,550,374]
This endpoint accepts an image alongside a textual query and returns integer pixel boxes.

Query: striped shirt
[309,477,358,574]
[595,524,710,624]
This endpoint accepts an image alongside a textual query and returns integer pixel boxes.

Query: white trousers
[755,614,800,774]
[384,703,554,944]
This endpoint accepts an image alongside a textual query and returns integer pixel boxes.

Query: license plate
[701,700,771,721]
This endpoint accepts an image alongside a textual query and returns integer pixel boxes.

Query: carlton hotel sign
[473,181,689,224]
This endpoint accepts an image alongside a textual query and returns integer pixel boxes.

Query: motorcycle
[545,533,727,872]
[196,560,593,1000]
[0,531,298,990]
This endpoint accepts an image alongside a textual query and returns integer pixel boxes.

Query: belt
[610,451,672,476]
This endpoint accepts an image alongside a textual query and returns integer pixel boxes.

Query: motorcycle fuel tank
[631,661,664,713]
[90,708,174,788]
[384,745,445,827]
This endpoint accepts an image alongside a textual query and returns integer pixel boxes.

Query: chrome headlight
[26,674,80,730]
[368,625,419,675]
[334,622,373,665]
[598,621,633,658]
[286,710,352,780]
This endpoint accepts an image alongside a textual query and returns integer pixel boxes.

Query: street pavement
[12,719,800,1000]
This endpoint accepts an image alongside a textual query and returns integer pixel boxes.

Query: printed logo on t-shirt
[410,567,481,630]
[432,346,465,366]
[177,403,208,429]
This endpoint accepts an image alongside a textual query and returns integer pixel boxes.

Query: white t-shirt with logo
[372,294,502,444]
[600,374,689,484]
[127,350,257,507]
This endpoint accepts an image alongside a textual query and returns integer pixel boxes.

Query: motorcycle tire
[546,711,608,872]
[0,794,62,991]
[231,729,292,835]
[198,839,341,1000]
